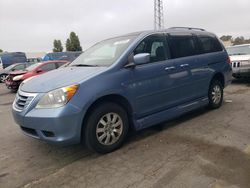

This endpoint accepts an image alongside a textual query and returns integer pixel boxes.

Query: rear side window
[134,34,170,63]
[41,63,56,71]
[169,35,197,58]
[198,36,223,53]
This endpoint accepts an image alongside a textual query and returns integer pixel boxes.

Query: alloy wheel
[96,112,123,146]
[211,85,222,105]
[0,75,7,82]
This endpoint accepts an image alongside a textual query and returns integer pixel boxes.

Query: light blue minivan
[12,28,232,153]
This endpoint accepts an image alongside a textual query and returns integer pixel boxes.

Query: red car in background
[5,60,68,92]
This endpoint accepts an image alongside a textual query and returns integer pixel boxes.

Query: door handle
[165,66,175,71]
[180,64,189,68]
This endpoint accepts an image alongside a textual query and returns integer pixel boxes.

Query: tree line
[53,31,82,52]
[2,33,249,54]
[220,35,250,46]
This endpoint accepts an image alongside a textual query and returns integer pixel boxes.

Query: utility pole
[154,0,164,30]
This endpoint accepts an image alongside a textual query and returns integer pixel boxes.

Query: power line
[154,0,164,30]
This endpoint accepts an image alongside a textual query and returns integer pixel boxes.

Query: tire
[0,74,7,83]
[208,80,223,109]
[84,102,129,154]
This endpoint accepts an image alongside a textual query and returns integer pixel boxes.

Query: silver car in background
[227,44,250,78]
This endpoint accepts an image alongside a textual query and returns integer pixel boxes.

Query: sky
[0,0,250,52]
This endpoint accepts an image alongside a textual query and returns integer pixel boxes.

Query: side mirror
[125,53,150,68]
[36,68,43,73]
[133,53,150,65]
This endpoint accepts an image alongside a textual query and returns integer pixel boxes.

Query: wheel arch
[81,94,135,140]
[211,72,225,88]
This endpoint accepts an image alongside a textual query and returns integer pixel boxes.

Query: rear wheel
[208,80,223,109]
[84,102,129,154]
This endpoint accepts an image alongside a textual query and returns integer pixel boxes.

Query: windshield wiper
[71,64,99,67]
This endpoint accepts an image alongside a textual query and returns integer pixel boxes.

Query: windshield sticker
[114,39,130,45]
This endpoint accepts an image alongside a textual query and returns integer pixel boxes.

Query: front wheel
[84,102,129,154]
[208,80,223,109]
[0,74,7,83]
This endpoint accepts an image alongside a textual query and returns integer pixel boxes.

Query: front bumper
[232,67,250,77]
[12,92,84,146]
[5,80,21,90]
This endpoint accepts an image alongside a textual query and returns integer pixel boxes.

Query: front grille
[232,61,241,68]
[240,60,250,68]
[13,91,37,111]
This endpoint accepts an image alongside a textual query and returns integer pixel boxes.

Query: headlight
[36,85,79,109]
[13,75,24,81]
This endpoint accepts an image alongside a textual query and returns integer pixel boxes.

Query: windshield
[70,35,136,67]
[226,45,250,56]
[25,63,42,71]
[5,64,16,71]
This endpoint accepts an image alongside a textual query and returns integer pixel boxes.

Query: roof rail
[169,27,205,31]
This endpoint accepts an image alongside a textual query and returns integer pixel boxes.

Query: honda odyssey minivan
[12,27,232,153]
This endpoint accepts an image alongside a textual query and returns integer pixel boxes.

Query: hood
[21,66,107,93]
[0,69,7,74]
[230,55,250,61]
[9,70,28,75]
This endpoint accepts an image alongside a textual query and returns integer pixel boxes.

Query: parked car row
[0,51,83,90]
[0,51,82,71]
[0,62,34,82]
[3,60,68,92]
[11,27,232,154]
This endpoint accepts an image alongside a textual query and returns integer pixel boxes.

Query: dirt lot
[0,80,250,188]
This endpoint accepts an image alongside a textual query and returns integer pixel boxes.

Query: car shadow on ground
[231,78,250,87]
[126,107,209,144]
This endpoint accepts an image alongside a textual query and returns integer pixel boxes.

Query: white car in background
[227,44,250,78]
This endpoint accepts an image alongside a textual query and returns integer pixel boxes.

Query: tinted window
[134,34,170,63]
[198,36,223,53]
[41,63,56,71]
[170,35,197,58]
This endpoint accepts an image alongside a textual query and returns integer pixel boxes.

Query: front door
[128,34,178,118]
